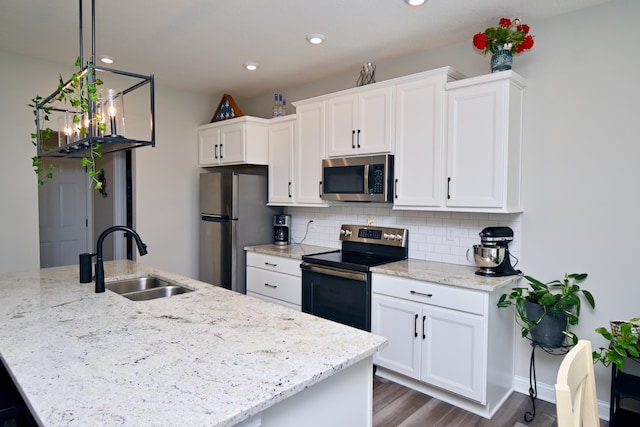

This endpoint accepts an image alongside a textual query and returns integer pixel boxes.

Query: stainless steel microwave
[321,154,394,202]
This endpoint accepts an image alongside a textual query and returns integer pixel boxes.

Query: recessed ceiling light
[243,62,259,71]
[100,55,114,64]
[404,0,426,5]
[305,33,326,45]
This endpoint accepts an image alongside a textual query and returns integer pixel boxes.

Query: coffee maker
[273,214,291,246]
[469,226,521,277]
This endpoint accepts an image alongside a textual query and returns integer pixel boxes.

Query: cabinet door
[326,93,357,157]
[219,122,245,164]
[295,101,326,205]
[372,294,421,379]
[357,86,393,155]
[393,76,445,208]
[446,82,506,208]
[268,120,295,205]
[198,126,220,166]
[421,305,485,402]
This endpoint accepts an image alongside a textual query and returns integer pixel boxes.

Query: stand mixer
[469,226,521,277]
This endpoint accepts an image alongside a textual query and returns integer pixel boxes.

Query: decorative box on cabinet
[371,273,514,418]
[393,67,464,209]
[445,71,526,212]
[198,116,269,167]
[326,85,393,157]
[246,252,302,310]
[268,116,296,206]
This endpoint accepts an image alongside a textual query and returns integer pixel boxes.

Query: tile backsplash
[286,205,522,268]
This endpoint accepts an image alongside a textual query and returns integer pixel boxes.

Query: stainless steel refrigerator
[199,170,277,293]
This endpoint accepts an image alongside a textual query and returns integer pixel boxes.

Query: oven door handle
[300,262,368,282]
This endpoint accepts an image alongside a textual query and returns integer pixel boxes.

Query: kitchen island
[0,261,386,426]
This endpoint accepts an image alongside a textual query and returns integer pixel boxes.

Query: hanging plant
[28,57,105,190]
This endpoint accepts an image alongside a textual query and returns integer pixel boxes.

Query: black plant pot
[525,301,568,348]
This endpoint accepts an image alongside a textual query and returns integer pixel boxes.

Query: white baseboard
[513,375,610,422]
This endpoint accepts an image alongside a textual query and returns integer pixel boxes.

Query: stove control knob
[341,229,352,237]
[383,233,394,240]
[395,234,404,242]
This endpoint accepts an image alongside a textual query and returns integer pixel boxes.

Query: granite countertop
[0,260,385,426]
[245,244,336,259]
[371,259,521,292]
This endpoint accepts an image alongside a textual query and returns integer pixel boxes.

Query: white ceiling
[0,0,609,99]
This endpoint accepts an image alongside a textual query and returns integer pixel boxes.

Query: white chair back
[555,339,600,427]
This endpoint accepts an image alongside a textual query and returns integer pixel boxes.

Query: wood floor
[373,375,610,427]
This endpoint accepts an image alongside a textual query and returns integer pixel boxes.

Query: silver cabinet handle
[220,143,224,159]
[422,315,426,340]
[214,144,219,159]
[351,130,356,148]
[357,129,361,148]
[414,313,418,338]
[288,182,292,198]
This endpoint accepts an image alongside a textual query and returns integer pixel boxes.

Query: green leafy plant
[28,57,105,190]
[473,17,535,55]
[593,318,640,371]
[497,273,596,346]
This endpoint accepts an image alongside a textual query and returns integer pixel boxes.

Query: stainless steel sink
[105,276,193,301]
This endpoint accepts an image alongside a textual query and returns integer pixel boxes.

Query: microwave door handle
[363,164,370,194]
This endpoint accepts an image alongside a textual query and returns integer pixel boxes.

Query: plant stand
[524,341,572,422]
[609,350,640,426]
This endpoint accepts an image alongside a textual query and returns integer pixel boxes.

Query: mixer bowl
[472,245,506,268]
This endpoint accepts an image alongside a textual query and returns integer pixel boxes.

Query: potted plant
[592,318,640,371]
[497,273,596,348]
[473,17,535,73]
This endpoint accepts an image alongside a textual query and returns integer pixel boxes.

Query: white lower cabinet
[246,252,301,310]
[372,273,514,418]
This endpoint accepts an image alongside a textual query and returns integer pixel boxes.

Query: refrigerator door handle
[201,214,231,222]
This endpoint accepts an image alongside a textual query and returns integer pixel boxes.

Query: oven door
[300,262,371,332]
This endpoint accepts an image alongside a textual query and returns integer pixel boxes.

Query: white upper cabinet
[326,85,393,157]
[198,116,269,167]
[445,71,525,212]
[393,69,462,209]
[293,100,327,206]
[267,116,296,206]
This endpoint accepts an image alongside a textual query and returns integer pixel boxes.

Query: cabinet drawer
[372,274,486,315]
[246,267,301,305]
[246,252,302,277]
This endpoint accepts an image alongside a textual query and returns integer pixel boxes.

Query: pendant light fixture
[35,0,155,160]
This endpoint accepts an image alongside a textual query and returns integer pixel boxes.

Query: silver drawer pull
[264,283,277,288]
[264,262,278,267]
[410,290,433,298]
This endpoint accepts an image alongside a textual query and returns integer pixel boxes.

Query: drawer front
[372,274,486,315]
[246,252,302,277]
[247,292,301,311]
[246,267,301,305]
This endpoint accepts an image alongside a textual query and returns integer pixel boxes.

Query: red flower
[473,33,488,50]
[514,35,534,53]
[499,18,512,28]
[517,24,530,34]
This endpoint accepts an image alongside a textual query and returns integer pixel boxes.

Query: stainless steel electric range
[300,224,408,331]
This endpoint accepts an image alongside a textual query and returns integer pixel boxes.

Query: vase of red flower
[491,46,513,73]
[473,18,535,73]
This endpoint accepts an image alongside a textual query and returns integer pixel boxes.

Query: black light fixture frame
[35,0,155,159]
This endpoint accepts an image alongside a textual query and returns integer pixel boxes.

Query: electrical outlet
[309,219,316,229]
[446,227,455,241]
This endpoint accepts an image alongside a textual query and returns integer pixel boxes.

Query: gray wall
[240,0,640,405]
